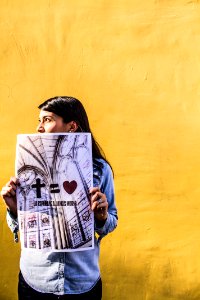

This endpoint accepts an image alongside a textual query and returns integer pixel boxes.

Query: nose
[37,122,45,133]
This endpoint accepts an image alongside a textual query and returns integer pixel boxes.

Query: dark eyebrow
[41,115,54,119]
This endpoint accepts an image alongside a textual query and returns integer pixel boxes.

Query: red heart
[63,180,77,194]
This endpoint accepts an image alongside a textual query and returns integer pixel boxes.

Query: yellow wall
[0,0,200,299]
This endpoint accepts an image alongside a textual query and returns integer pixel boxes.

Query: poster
[15,133,94,252]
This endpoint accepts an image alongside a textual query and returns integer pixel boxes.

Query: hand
[90,187,108,221]
[1,177,18,216]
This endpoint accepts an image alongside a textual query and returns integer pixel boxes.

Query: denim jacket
[7,158,118,295]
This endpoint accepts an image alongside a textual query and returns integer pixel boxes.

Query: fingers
[89,187,100,194]
[1,177,18,198]
[6,177,18,188]
[1,186,15,197]
[90,187,108,220]
[1,177,18,217]
[90,190,105,210]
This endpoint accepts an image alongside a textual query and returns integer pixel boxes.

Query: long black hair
[38,96,112,169]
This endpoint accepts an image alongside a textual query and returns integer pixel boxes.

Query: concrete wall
[0,1,200,299]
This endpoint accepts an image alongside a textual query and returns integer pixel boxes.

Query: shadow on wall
[2,221,200,300]
[0,217,20,300]
[102,256,149,300]
[102,254,200,300]
[0,251,20,300]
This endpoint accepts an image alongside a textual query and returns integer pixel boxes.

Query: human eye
[44,117,52,123]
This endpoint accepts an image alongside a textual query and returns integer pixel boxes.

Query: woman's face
[37,110,72,133]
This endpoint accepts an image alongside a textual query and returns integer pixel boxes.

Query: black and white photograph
[16,133,94,251]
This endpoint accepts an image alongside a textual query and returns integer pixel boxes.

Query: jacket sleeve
[6,209,19,242]
[94,161,118,238]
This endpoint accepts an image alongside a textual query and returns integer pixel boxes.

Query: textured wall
[1,1,200,299]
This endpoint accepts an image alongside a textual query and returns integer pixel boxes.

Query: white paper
[15,133,94,252]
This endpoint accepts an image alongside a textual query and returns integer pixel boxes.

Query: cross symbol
[31,178,46,198]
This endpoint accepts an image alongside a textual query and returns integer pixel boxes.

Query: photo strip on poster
[15,133,94,252]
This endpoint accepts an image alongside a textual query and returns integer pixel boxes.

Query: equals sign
[50,184,60,193]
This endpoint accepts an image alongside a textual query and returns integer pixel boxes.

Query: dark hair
[38,96,112,168]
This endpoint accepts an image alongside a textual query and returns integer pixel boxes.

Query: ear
[69,121,78,132]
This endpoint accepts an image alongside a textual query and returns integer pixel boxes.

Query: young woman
[1,96,118,300]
